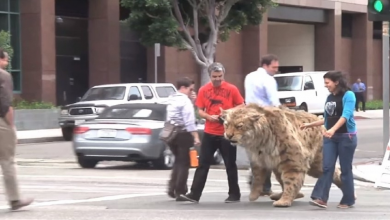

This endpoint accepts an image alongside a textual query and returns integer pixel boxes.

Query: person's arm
[265,77,281,107]
[0,77,13,127]
[181,99,199,141]
[307,119,324,127]
[328,91,355,132]
[361,83,366,92]
[195,88,217,121]
[231,86,245,108]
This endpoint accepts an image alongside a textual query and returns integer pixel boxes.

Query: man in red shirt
[177,62,245,203]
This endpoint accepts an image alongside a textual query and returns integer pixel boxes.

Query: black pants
[354,92,365,111]
[168,131,193,196]
[189,132,240,200]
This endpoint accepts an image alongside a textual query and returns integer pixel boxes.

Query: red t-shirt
[195,81,245,136]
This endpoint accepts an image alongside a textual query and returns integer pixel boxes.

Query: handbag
[159,121,183,144]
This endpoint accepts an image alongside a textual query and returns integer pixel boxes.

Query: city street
[0,118,386,219]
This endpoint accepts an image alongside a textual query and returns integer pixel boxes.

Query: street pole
[383,21,389,154]
[154,43,160,83]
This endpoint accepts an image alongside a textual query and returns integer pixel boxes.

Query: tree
[121,0,277,85]
[0,30,13,71]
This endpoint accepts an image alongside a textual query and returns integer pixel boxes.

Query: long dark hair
[323,71,351,95]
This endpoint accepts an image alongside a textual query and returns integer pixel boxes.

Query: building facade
[6,0,385,105]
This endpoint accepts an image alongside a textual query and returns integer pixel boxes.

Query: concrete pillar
[88,0,120,87]
[20,0,56,103]
[351,13,374,100]
[314,5,342,71]
[241,13,268,76]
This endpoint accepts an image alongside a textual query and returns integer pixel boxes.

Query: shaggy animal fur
[220,104,342,207]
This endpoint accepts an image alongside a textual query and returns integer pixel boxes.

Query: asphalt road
[0,161,387,220]
[14,118,385,166]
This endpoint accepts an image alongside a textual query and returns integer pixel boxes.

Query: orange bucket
[189,147,199,168]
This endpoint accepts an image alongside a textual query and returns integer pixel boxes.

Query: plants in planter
[0,30,13,71]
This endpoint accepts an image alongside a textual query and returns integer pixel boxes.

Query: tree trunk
[200,66,210,86]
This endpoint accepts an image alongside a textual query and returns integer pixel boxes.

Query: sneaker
[309,199,327,208]
[224,195,240,203]
[10,198,34,211]
[177,193,199,203]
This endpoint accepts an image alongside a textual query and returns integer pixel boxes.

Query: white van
[274,71,330,115]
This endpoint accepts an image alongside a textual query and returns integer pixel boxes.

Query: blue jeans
[311,133,357,206]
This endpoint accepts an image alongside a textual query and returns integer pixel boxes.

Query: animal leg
[273,166,306,207]
[270,170,305,201]
[249,162,268,202]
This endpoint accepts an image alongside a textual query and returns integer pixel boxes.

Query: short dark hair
[323,71,351,94]
[176,77,194,90]
[260,54,278,66]
[0,48,6,59]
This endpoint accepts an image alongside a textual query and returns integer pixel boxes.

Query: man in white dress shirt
[244,54,280,196]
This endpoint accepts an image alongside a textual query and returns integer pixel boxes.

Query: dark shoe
[309,199,327,208]
[225,195,240,203]
[10,198,34,211]
[177,193,199,203]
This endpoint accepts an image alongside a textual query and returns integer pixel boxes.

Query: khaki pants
[0,118,20,202]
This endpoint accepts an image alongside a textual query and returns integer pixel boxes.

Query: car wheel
[77,156,99,168]
[152,147,175,170]
[62,127,73,141]
[212,150,223,165]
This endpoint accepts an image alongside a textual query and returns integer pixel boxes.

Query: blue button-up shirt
[352,82,366,93]
[166,92,197,132]
[244,67,280,106]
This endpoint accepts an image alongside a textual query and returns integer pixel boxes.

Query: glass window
[0,0,21,92]
[10,0,19,13]
[10,14,20,70]
[10,71,20,91]
[0,13,8,30]
[127,86,141,100]
[155,86,175,98]
[0,0,8,12]
[275,76,303,91]
[81,86,127,101]
[141,86,154,100]
[304,76,315,90]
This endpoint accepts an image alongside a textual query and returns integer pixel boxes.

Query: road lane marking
[0,188,342,210]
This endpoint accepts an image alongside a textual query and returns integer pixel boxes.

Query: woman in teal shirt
[301,71,357,209]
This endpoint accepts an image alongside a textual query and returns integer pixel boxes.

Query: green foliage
[120,0,276,48]
[0,30,13,70]
[13,99,57,110]
[365,100,388,110]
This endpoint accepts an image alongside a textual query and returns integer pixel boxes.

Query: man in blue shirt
[244,54,281,196]
[351,78,366,112]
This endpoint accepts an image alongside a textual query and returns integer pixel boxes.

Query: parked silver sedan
[72,103,222,169]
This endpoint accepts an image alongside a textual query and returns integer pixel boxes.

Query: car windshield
[81,86,126,101]
[98,107,166,121]
[275,76,303,91]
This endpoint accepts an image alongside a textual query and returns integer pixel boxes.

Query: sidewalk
[17,128,63,144]
[354,110,384,119]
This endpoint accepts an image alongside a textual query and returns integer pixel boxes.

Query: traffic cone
[189,147,199,168]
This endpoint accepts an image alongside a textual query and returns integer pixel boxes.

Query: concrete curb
[18,137,64,144]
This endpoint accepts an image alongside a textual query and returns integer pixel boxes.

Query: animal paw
[270,192,305,201]
[249,191,261,202]
[273,199,292,207]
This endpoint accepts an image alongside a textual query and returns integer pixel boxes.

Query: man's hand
[207,115,219,122]
[194,137,201,146]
